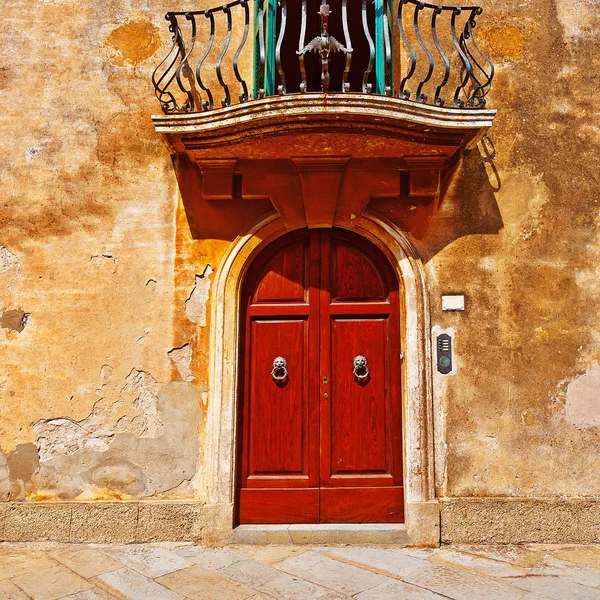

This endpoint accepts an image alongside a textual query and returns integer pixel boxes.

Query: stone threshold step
[228,524,412,545]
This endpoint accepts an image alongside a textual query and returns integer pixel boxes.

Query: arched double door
[236,228,403,524]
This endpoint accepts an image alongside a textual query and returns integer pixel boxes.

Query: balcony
[151,0,497,239]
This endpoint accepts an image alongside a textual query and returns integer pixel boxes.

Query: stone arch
[203,212,439,544]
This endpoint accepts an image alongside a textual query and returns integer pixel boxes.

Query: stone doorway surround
[203,212,439,545]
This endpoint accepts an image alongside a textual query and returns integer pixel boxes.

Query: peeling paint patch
[168,344,195,382]
[0,246,18,272]
[565,364,600,429]
[0,452,9,500]
[122,369,163,437]
[556,0,600,41]
[104,19,162,67]
[32,382,200,499]
[0,309,30,333]
[34,401,116,461]
[185,265,213,327]
[6,443,39,500]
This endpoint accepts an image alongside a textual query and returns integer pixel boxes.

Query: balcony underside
[153,94,496,241]
[153,93,495,156]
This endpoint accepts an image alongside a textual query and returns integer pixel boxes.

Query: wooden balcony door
[236,228,403,524]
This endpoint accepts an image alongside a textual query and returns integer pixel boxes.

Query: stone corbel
[195,159,239,200]
[291,157,350,228]
[404,156,447,198]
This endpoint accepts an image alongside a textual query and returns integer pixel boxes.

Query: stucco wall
[1,0,599,541]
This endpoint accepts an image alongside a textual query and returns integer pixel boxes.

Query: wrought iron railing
[152,0,494,115]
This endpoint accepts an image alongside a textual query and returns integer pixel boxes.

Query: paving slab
[273,550,389,595]
[173,545,244,570]
[529,556,600,588]
[11,565,92,600]
[48,546,123,579]
[0,547,58,580]
[326,546,430,578]
[0,579,30,600]
[354,579,450,600]
[552,546,600,570]
[259,572,350,599]
[60,590,115,600]
[455,545,550,568]
[232,544,306,565]
[95,568,184,600]
[513,575,600,600]
[219,557,283,587]
[156,564,257,600]
[429,548,529,579]
[102,545,188,578]
[402,561,527,600]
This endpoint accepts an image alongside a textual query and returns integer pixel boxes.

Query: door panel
[331,237,387,301]
[237,229,403,524]
[248,319,309,478]
[254,240,309,303]
[329,318,389,477]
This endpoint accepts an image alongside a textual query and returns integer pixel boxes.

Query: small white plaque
[442,295,465,312]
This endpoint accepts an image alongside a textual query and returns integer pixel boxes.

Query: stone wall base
[441,497,600,544]
[0,501,204,543]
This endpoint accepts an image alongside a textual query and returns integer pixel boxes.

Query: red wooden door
[236,229,403,524]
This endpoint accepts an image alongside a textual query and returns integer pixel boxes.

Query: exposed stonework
[0,247,18,273]
[441,498,600,544]
[564,363,600,429]
[34,403,115,461]
[32,382,200,500]
[0,453,9,501]
[168,344,195,382]
[122,369,163,438]
[185,266,213,327]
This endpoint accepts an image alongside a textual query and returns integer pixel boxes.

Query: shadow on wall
[368,140,504,262]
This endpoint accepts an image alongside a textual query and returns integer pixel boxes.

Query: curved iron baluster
[196,10,215,110]
[180,13,204,112]
[462,11,494,106]
[383,0,392,95]
[398,0,417,99]
[431,6,450,106]
[256,2,266,98]
[341,0,353,92]
[171,16,196,113]
[152,14,185,114]
[362,0,375,93]
[451,7,473,107]
[414,3,435,103]
[298,0,308,92]
[276,0,287,94]
[233,0,250,102]
[216,5,233,107]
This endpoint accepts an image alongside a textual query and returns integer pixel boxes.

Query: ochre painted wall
[1,0,599,516]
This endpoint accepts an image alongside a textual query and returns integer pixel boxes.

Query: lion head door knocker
[271,356,288,384]
[353,355,370,382]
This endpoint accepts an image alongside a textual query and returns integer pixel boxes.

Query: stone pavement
[1,542,600,600]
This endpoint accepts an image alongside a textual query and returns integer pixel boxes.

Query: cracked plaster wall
[0,0,225,502]
[0,0,599,511]
[424,0,600,501]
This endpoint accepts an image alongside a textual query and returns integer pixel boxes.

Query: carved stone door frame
[203,212,439,545]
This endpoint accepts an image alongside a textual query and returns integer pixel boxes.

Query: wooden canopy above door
[153,94,495,240]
